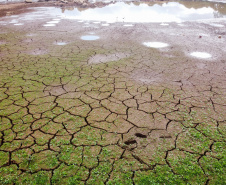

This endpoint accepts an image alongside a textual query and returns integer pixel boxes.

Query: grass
[0,25,225,185]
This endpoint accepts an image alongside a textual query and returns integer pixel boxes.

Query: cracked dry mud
[0,7,226,185]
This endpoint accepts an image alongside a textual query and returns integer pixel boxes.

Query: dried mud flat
[0,3,226,185]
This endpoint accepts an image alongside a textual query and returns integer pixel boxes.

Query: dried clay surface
[0,3,225,185]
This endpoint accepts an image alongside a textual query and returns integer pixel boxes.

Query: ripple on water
[190,52,212,59]
[143,42,169,48]
[81,35,100,40]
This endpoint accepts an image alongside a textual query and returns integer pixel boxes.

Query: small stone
[218,35,221,39]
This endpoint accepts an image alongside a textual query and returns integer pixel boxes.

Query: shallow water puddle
[57,1,226,23]
[123,24,134,27]
[210,23,224,27]
[47,21,60,24]
[190,52,212,59]
[81,35,100,40]
[143,42,169,48]
[14,23,24,26]
[55,42,67,46]
[160,23,169,26]
[102,23,110,26]
[9,20,18,24]
[43,24,56,27]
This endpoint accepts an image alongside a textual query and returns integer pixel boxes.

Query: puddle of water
[47,21,60,24]
[9,20,18,24]
[55,42,67,46]
[55,1,226,23]
[10,15,19,18]
[178,23,185,26]
[14,23,24,26]
[210,23,224,27]
[81,35,100,40]
[123,24,134,27]
[43,24,56,27]
[27,33,36,37]
[143,42,169,48]
[190,52,212,59]
[160,23,169,26]
[102,23,110,26]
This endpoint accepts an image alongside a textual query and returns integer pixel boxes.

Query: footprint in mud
[124,139,137,145]
[135,133,147,138]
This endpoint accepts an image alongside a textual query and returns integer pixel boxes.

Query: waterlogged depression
[53,1,226,23]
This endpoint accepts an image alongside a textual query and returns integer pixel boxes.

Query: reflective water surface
[81,35,100,40]
[143,42,169,48]
[57,1,226,23]
[190,52,212,58]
